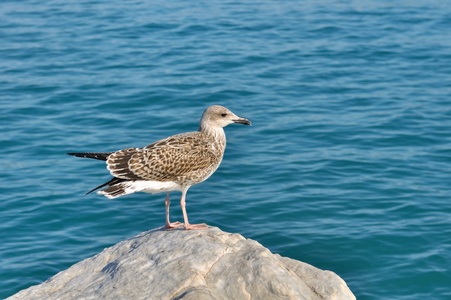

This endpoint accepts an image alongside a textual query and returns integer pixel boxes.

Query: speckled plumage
[67,105,251,230]
[106,131,224,187]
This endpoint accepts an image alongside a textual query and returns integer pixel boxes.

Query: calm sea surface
[1,0,451,299]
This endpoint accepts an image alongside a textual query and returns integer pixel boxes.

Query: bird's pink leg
[165,192,183,229]
[180,189,207,230]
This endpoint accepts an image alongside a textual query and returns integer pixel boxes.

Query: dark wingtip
[85,177,126,196]
[66,152,111,161]
[85,188,97,195]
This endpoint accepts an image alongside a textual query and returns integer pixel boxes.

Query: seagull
[67,105,251,230]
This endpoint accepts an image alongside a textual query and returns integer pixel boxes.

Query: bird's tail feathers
[97,183,131,199]
[67,152,112,161]
[85,177,124,195]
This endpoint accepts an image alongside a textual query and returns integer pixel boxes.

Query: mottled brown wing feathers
[106,148,142,180]
[106,132,220,182]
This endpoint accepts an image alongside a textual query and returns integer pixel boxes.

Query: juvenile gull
[67,105,251,230]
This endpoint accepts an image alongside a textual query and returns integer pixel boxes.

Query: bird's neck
[199,124,226,147]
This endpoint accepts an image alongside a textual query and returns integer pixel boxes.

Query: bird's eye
[221,113,227,117]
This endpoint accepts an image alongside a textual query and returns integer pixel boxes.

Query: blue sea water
[1,0,451,298]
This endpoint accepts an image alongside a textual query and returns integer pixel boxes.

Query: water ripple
[2,1,451,299]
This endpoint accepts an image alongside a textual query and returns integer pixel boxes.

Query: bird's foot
[166,221,184,229]
[185,223,208,230]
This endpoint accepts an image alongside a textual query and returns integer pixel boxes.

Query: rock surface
[8,226,355,300]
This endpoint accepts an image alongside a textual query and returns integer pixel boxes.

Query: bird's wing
[106,133,218,182]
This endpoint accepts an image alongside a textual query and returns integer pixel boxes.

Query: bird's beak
[233,117,251,126]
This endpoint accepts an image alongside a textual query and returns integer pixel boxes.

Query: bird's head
[199,105,251,131]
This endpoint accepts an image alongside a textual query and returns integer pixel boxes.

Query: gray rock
[7,226,355,300]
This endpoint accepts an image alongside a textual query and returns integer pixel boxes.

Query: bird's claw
[185,223,208,230]
[166,221,184,229]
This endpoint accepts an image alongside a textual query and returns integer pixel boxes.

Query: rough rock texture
[8,226,355,300]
